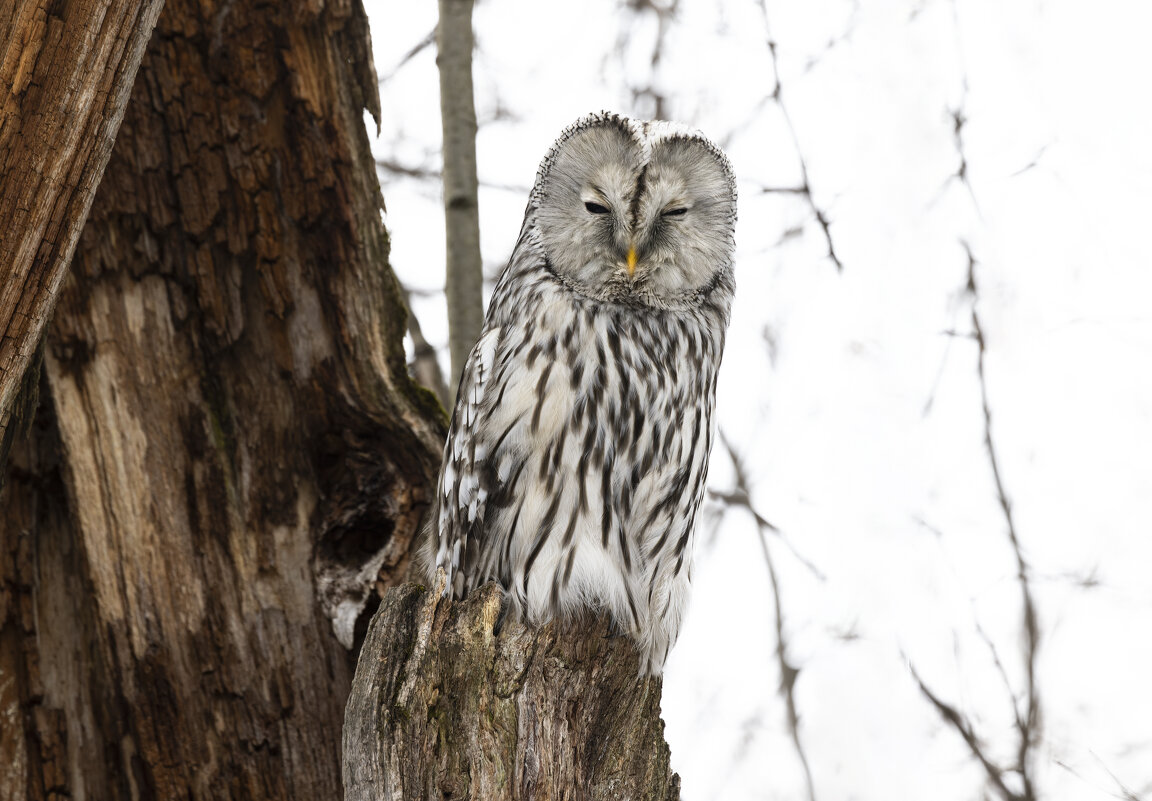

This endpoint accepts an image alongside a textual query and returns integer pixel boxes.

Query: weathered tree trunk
[343,581,681,801]
[0,0,445,798]
[0,0,165,468]
[437,0,484,389]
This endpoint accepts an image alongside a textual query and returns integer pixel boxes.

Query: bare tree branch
[929,0,981,215]
[909,6,1045,785]
[1008,143,1052,177]
[801,0,861,73]
[1055,757,1148,801]
[908,660,1025,801]
[1090,752,1149,801]
[612,0,680,121]
[377,157,530,195]
[759,519,817,801]
[378,28,437,85]
[907,242,1042,801]
[967,242,1041,800]
[756,184,810,195]
[376,157,441,181]
[973,620,1028,735]
[714,431,818,801]
[755,0,844,272]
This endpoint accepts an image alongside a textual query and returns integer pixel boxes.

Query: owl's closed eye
[429,111,736,674]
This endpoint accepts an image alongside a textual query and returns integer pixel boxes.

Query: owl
[427,111,736,674]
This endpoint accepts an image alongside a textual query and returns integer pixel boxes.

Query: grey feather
[426,111,737,674]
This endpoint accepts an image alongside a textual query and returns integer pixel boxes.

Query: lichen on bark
[344,580,682,801]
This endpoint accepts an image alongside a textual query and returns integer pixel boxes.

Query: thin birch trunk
[436,0,485,394]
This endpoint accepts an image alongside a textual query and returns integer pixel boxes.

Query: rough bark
[0,0,445,798]
[0,0,166,469]
[343,581,681,801]
[436,0,484,390]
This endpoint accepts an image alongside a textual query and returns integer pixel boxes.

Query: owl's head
[529,112,736,309]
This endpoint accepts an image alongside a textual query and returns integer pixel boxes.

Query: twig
[910,242,1041,801]
[714,431,818,801]
[707,488,826,582]
[756,0,843,272]
[709,430,826,582]
[1008,143,1051,178]
[1055,755,1148,801]
[801,0,861,73]
[376,158,440,181]
[908,660,1023,801]
[944,0,982,215]
[973,619,1026,733]
[909,6,1044,787]
[376,158,530,196]
[920,317,966,416]
[967,243,1040,800]
[760,522,816,801]
[398,284,450,408]
[377,29,436,85]
[614,0,680,120]
[1090,752,1149,801]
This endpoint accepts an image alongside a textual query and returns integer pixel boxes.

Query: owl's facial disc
[535,116,735,307]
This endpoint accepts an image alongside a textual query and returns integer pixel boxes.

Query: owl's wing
[435,325,503,598]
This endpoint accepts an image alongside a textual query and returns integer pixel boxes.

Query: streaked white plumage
[427,111,736,673]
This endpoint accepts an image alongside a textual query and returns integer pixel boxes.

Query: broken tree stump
[343,580,681,800]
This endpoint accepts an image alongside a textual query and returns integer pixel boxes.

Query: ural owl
[428,111,736,674]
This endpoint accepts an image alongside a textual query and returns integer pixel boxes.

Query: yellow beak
[626,246,638,276]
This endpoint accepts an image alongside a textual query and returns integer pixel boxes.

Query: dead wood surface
[344,581,681,801]
[0,0,166,467]
[0,0,445,798]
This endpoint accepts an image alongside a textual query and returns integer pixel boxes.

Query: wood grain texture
[0,0,166,467]
[0,0,446,798]
[344,581,681,801]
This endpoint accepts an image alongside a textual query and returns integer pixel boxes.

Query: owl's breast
[477,279,723,583]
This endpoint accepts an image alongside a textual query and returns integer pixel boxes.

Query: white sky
[362,1,1152,798]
